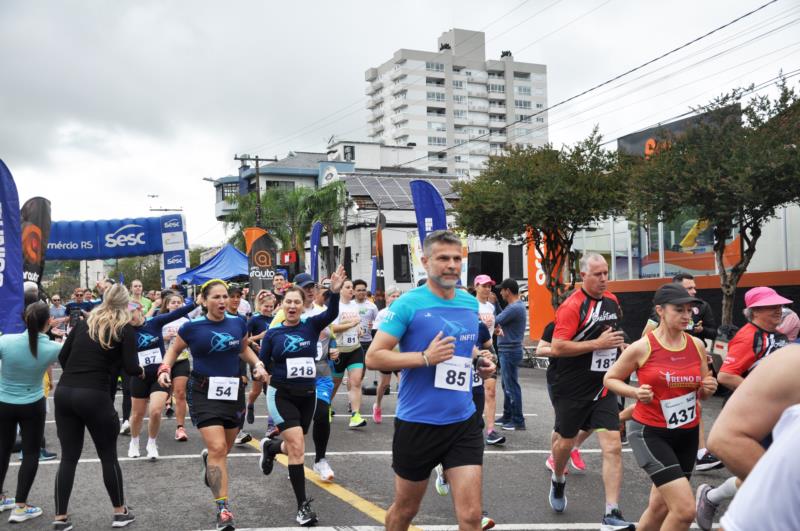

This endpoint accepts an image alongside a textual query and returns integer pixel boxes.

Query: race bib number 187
[591,348,616,372]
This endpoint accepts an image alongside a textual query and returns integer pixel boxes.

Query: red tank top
[632,332,703,429]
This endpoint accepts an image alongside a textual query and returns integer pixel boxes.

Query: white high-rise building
[365,28,548,177]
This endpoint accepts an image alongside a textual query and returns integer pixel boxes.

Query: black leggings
[54,386,125,514]
[0,398,46,503]
[109,373,132,422]
[312,399,330,462]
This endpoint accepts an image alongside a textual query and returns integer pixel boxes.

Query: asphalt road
[0,367,732,530]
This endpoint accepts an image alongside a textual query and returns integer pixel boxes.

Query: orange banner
[527,233,556,340]
[243,227,268,255]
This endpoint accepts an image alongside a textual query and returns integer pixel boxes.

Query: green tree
[108,256,161,291]
[453,128,626,308]
[189,246,211,268]
[627,80,800,324]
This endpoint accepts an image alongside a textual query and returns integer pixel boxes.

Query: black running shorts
[553,392,619,439]
[187,373,246,430]
[332,346,365,377]
[628,420,698,487]
[267,384,316,433]
[130,372,170,399]
[392,411,484,482]
[171,359,191,379]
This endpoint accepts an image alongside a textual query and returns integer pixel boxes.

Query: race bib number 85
[434,357,471,392]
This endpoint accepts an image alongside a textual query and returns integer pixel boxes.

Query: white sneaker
[127,441,140,458]
[145,440,159,460]
[0,496,15,512]
[313,458,335,482]
[434,464,449,496]
[119,420,130,435]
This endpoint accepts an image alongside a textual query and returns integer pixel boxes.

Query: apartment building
[365,28,548,177]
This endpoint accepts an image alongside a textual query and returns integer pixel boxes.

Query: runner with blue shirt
[245,293,275,426]
[258,265,346,526]
[128,296,198,459]
[158,279,268,531]
[366,230,495,531]
[0,302,61,523]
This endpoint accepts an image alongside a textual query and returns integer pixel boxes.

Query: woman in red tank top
[604,284,717,531]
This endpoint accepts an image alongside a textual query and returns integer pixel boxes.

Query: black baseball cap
[653,283,702,306]
[293,273,316,288]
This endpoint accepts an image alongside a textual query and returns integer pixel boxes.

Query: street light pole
[233,154,277,229]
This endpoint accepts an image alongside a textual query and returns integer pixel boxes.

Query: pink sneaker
[570,448,586,471]
[545,454,568,475]
[372,404,382,424]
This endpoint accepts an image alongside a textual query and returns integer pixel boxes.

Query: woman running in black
[259,265,345,526]
[53,284,144,530]
[158,279,267,531]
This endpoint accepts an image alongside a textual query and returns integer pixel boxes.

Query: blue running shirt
[134,302,197,372]
[178,315,247,377]
[379,285,479,425]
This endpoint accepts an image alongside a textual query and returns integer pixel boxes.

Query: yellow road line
[247,439,422,531]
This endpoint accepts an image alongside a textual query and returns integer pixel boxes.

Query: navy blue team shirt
[134,302,197,373]
[178,314,248,378]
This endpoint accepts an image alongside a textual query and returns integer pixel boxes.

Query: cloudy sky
[3,0,798,247]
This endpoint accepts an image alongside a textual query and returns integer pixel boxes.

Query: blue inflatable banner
[309,221,322,281]
[409,179,447,243]
[47,218,165,260]
[0,160,24,334]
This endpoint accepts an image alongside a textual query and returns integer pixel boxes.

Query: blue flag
[370,255,377,293]
[310,221,323,281]
[0,160,25,334]
[409,180,447,243]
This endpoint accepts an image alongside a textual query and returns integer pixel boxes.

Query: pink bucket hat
[474,274,495,286]
[744,286,793,308]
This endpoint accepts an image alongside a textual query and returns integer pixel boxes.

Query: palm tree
[305,181,350,277]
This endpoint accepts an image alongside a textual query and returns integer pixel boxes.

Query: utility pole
[233,154,278,228]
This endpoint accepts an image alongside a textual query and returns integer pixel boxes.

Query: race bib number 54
[208,377,239,401]
[434,357,471,392]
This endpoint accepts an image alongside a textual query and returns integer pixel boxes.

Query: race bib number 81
[434,357,471,392]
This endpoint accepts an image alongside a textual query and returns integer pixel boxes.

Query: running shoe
[215,508,235,531]
[313,459,335,482]
[372,403,382,424]
[119,420,131,436]
[545,454,569,475]
[328,406,334,423]
[235,431,252,445]
[434,464,449,496]
[695,483,719,531]
[349,412,367,428]
[246,403,255,424]
[8,504,42,522]
[619,421,628,446]
[696,451,724,471]
[52,519,73,531]
[600,508,635,531]
[296,499,318,526]
[127,441,140,458]
[40,449,57,461]
[146,440,159,460]
[485,430,506,446]
[548,478,567,513]
[201,449,210,487]
[165,403,175,419]
[259,438,276,475]
[481,511,495,530]
[495,416,511,425]
[175,426,188,442]
[0,496,14,512]
[266,426,280,439]
[569,448,586,471]
[111,507,135,528]
[347,402,352,414]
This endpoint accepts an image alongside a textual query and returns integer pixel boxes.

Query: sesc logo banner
[161,214,183,233]
[48,217,163,260]
[163,250,186,268]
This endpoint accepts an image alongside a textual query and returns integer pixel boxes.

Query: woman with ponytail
[0,301,61,522]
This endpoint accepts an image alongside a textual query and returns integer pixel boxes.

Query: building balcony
[367,94,384,108]
[454,115,469,125]
[390,113,408,125]
[392,127,410,139]
[466,72,488,83]
[391,98,408,111]
[469,147,490,156]
[428,158,447,168]
[369,107,385,122]
[366,80,383,95]
[390,67,407,81]
[391,83,406,95]
[468,103,488,112]
[215,199,236,221]
[468,89,488,98]
[489,119,506,128]
[490,147,506,156]
[489,133,507,142]
[469,160,487,170]
[369,123,385,137]
[365,67,378,82]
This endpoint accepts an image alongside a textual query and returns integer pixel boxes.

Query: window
[264,180,295,191]
[514,71,531,80]
[515,100,531,109]
[453,80,464,89]
[536,103,544,109]
[428,121,446,131]
[219,183,238,201]
[455,139,467,145]
[453,95,466,104]
[488,83,505,93]
[393,245,411,282]
[454,109,467,118]
[515,85,531,95]
[508,244,524,279]
[426,61,444,72]
[454,155,463,162]
[428,136,447,146]
[488,72,504,79]
[427,91,445,102]
[396,135,409,144]
[455,168,469,176]
[516,114,532,123]
[536,117,545,123]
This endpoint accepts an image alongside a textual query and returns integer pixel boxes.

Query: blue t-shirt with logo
[246,314,273,338]
[134,302,196,372]
[178,314,247,378]
[379,285,479,425]
[260,293,339,389]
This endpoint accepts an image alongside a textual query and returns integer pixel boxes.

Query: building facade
[365,28,548,177]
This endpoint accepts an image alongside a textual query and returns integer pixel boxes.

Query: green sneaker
[349,411,367,428]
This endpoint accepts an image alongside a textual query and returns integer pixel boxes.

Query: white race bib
[661,391,697,429]
[472,368,483,388]
[591,348,616,372]
[207,377,239,401]
[434,357,471,392]
[316,342,324,361]
[286,357,316,378]
[341,331,359,347]
[138,347,162,367]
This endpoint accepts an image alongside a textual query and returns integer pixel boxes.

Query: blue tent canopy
[177,244,247,285]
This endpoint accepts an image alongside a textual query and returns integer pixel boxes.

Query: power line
[397,0,782,169]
